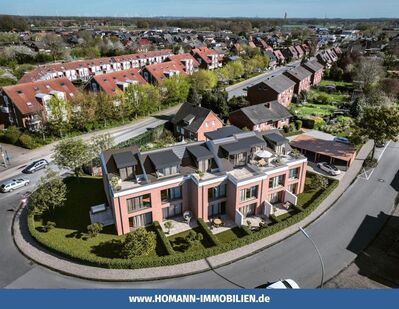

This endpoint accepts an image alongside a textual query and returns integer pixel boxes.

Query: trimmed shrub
[283,125,290,133]
[121,228,157,258]
[87,223,103,238]
[300,118,315,129]
[240,225,252,235]
[197,218,220,246]
[295,120,303,130]
[289,122,296,132]
[153,221,175,256]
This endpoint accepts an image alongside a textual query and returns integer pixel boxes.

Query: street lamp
[299,226,325,288]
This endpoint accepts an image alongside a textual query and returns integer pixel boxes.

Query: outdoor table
[213,218,222,226]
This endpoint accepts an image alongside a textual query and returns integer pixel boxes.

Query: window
[269,175,285,189]
[198,159,210,173]
[239,203,256,217]
[161,186,182,203]
[162,203,182,219]
[230,152,247,166]
[208,201,226,219]
[208,183,226,201]
[240,186,258,202]
[268,191,284,204]
[289,167,299,179]
[287,183,297,193]
[129,212,152,228]
[158,165,178,177]
[126,194,151,213]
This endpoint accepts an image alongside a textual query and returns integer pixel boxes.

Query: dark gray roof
[302,60,324,73]
[187,145,213,161]
[259,75,296,93]
[231,101,292,125]
[171,102,213,133]
[112,151,138,169]
[264,132,289,146]
[148,150,180,169]
[284,66,312,81]
[204,126,243,140]
[221,135,265,155]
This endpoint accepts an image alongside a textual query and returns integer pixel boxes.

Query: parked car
[375,141,386,148]
[22,159,49,174]
[333,137,350,144]
[0,179,30,193]
[266,279,300,289]
[317,162,341,176]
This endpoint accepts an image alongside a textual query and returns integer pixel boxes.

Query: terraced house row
[100,130,307,235]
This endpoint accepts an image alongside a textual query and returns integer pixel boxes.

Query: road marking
[357,141,391,181]
[376,141,390,162]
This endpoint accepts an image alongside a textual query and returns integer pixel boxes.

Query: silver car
[0,178,30,193]
[317,162,341,176]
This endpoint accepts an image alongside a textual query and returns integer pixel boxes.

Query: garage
[290,135,356,171]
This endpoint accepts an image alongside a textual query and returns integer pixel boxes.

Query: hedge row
[240,225,252,235]
[28,179,339,269]
[197,218,220,246]
[153,221,175,256]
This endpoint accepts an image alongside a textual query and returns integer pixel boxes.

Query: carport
[290,135,356,170]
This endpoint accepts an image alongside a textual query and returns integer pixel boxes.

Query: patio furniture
[213,218,222,227]
[258,159,267,167]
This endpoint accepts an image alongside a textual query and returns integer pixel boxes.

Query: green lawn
[29,176,167,263]
[297,173,334,209]
[168,227,215,253]
[319,80,353,88]
[291,103,336,117]
[216,227,248,244]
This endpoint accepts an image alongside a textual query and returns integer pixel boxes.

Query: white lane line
[376,141,391,162]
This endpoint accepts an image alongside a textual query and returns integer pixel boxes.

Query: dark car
[22,159,49,174]
[375,141,386,148]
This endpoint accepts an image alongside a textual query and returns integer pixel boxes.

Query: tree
[90,133,114,158]
[162,74,190,106]
[201,90,229,118]
[53,137,91,178]
[353,57,385,92]
[29,169,67,216]
[354,105,399,157]
[190,70,217,93]
[124,83,161,117]
[95,92,114,126]
[43,33,66,61]
[380,78,399,99]
[228,96,249,112]
[187,87,202,106]
[46,96,70,137]
[164,221,173,234]
[308,174,328,191]
[121,228,156,258]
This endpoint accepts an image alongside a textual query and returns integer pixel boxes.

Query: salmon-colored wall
[196,112,223,141]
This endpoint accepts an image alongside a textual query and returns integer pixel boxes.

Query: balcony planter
[110,176,121,192]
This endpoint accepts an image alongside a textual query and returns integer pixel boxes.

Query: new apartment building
[100,131,307,235]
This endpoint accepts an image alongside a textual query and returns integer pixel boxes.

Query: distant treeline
[0,14,398,33]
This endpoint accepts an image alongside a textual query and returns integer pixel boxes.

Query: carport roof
[290,135,356,161]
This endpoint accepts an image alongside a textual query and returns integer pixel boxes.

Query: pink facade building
[101,131,307,235]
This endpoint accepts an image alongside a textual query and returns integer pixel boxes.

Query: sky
[0,0,398,18]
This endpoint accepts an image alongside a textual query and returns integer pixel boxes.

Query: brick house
[247,75,296,107]
[273,50,285,64]
[283,46,299,60]
[229,101,292,132]
[141,60,187,84]
[302,60,324,86]
[283,66,313,94]
[165,53,200,75]
[171,102,223,141]
[100,131,307,235]
[0,77,77,131]
[191,47,222,70]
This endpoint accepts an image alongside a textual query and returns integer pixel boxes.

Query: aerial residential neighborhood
[0,2,398,304]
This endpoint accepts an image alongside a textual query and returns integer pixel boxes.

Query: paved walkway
[12,141,373,281]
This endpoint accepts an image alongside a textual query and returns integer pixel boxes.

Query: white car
[0,178,30,193]
[266,279,300,289]
[317,162,341,176]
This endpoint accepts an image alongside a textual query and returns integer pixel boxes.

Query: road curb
[11,142,373,282]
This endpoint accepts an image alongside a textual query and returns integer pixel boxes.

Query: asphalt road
[226,60,301,99]
[1,141,397,288]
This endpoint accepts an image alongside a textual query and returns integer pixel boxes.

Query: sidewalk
[0,105,180,181]
[12,141,373,281]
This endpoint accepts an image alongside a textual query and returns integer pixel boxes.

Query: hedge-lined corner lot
[28,173,338,269]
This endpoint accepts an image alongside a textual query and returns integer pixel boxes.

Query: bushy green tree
[121,228,156,258]
[190,70,217,92]
[87,223,103,237]
[30,169,67,216]
[162,74,190,106]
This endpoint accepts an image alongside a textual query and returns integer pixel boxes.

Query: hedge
[240,225,252,235]
[28,179,339,269]
[197,218,220,246]
[153,221,175,256]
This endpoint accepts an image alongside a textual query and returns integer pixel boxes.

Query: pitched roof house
[0,77,77,131]
[90,68,147,96]
[165,53,200,75]
[302,60,324,85]
[247,75,296,107]
[283,66,313,94]
[229,101,292,132]
[141,60,187,84]
[191,47,222,70]
[171,102,223,141]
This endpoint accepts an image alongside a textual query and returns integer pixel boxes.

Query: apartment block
[100,131,307,235]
